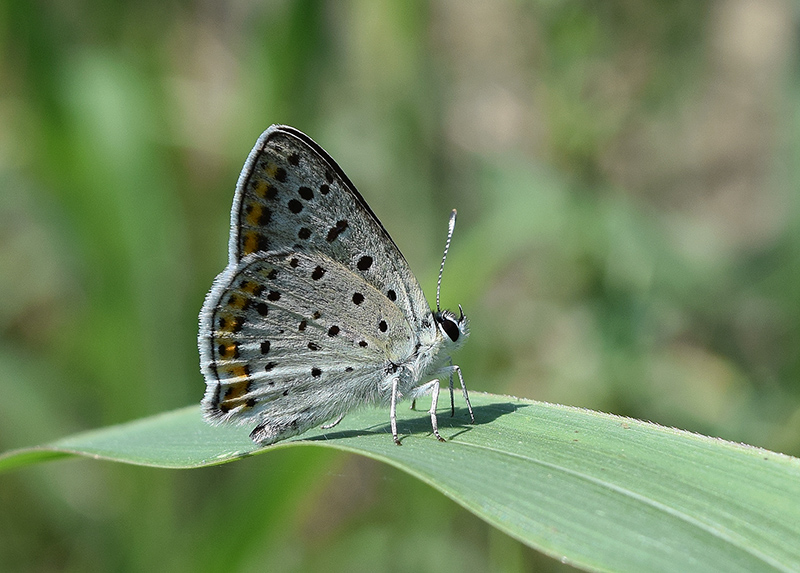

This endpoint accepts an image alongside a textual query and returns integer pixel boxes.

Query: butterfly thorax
[391,307,469,398]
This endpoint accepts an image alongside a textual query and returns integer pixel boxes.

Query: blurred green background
[2,1,799,571]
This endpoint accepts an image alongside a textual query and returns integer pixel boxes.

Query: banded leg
[411,379,446,441]
[390,375,401,445]
[437,364,473,423]
[427,379,445,441]
[448,358,455,416]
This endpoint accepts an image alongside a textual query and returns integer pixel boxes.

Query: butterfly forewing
[230,126,434,332]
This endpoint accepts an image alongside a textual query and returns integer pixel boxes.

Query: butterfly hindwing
[199,250,416,443]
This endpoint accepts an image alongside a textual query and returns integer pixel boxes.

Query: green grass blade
[2,392,798,572]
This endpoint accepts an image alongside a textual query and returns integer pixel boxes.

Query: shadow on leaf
[300,402,526,444]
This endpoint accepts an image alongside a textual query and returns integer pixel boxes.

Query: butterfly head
[435,304,469,351]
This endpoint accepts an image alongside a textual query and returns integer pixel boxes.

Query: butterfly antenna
[436,209,457,312]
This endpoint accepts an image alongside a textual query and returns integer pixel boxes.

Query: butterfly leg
[411,379,446,441]
[321,414,346,430]
[454,365,474,423]
[390,375,402,445]
[437,364,474,424]
[448,358,455,417]
[426,379,446,442]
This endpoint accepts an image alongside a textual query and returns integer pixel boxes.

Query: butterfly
[198,125,473,445]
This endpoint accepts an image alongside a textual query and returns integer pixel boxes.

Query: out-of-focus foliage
[1,1,797,571]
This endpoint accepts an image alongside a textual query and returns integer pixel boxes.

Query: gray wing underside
[199,251,416,444]
[229,125,434,332]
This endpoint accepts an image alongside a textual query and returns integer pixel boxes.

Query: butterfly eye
[441,317,460,342]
